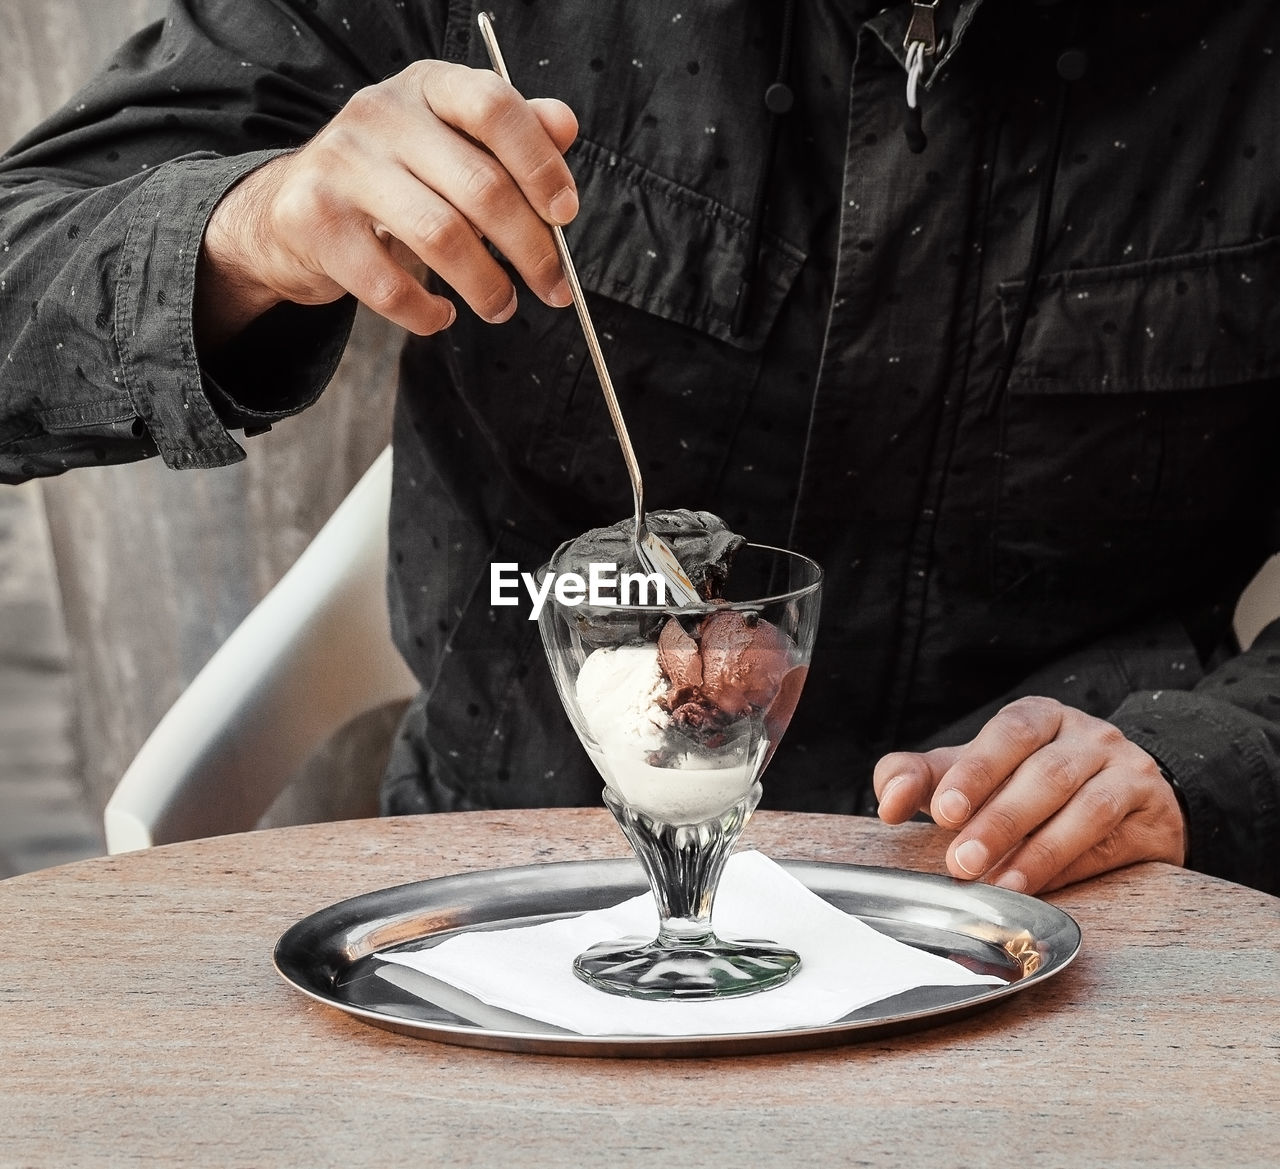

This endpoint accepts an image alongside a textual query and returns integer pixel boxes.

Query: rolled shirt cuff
[1110,688,1280,892]
[114,149,355,468]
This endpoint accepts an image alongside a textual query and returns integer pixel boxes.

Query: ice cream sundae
[538,517,822,999]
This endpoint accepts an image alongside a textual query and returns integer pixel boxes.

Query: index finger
[873,745,963,824]
[930,696,1066,827]
[415,61,579,226]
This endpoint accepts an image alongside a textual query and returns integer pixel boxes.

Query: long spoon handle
[476,11,646,538]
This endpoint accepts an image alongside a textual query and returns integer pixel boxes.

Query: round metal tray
[274,858,1081,1057]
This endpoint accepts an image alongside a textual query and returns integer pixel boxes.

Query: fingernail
[490,289,518,323]
[876,775,907,818]
[547,278,572,308]
[994,870,1027,892]
[549,186,578,225]
[937,788,970,826]
[954,839,989,876]
[880,774,907,802]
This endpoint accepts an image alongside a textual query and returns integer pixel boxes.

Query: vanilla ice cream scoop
[575,644,671,757]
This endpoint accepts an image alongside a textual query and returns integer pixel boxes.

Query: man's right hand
[195,60,578,349]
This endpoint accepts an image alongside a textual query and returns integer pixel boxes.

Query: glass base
[573,782,801,1000]
[573,935,801,1000]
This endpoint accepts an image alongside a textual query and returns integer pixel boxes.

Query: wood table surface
[1,809,1277,1168]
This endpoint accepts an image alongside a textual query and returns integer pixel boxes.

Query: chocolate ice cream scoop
[656,616,703,704]
[657,609,795,718]
[697,610,794,716]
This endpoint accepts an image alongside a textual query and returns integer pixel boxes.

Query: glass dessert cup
[538,543,822,1001]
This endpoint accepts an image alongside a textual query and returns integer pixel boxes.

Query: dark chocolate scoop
[550,510,745,648]
[553,510,744,599]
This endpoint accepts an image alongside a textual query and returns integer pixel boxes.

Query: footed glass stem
[572,783,801,1000]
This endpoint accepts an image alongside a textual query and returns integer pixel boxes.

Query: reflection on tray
[1003,931,1043,976]
[371,963,576,1036]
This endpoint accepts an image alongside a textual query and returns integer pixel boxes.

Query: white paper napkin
[377,851,1002,1037]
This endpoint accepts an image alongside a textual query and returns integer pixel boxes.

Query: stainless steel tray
[274,858,1081,1057]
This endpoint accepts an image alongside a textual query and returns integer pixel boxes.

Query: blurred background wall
[0,0,404,834]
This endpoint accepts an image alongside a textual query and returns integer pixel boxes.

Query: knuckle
[411,209,472,263]
[999,695,1058,739]
[459,158,510,212]
[1032,746,1078,800]
[419,297,457,335]
[525,147,570,189]
[995,708,1039,750]
[1121,741,1164,781]
[364,272,414,316]
[1003,691,1054,727]
[1079,779,1128,827]
[1134,754,1166,788]
[980,803,1025,847]
[475,279,516,320]
[1095,720,1127,749]
[528,241,565,286]
[340,83,391,125]
[1011,694,1059,719]
[325,101,382,153]
[405,58,449,98]
[1017,834,1068,879]
[1085,830,1128,869]
[955,753,999,793]
[874,752,916,781]
[472,79,521,132]
[435,66,516,132]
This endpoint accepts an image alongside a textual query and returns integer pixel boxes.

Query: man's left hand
[873,696,1188,894]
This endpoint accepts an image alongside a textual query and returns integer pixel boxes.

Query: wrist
[1150,753,1193,867]
[194,160,292,351]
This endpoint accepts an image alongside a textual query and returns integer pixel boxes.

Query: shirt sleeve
[1109,620,1280,894]
[0,0,441,482]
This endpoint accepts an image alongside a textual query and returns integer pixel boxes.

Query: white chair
[103,446,418,854]
[1234,553,1280,651]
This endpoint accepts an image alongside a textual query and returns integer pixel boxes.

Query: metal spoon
[476,11,701,607]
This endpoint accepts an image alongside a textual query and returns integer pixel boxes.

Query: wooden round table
[2,809,1276,1167]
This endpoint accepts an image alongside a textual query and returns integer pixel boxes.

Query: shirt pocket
[519,136,806,511]
[990,235,1280,606]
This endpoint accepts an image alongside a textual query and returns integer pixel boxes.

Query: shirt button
[1056,48,1089,81]
[764,82,794,114]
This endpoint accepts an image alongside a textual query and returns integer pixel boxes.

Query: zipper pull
[904,0,940,61]
[903,1,941,153]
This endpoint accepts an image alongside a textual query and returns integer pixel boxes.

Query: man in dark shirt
[2,1,1278,893]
